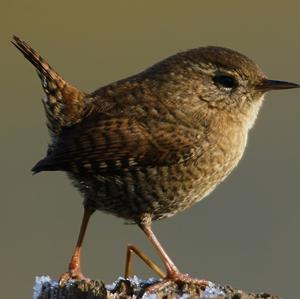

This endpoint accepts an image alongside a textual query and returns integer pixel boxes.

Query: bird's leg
[59,207,95,284]
[139,221,209,293]
[140,222,180,276]
[124,244,165,278]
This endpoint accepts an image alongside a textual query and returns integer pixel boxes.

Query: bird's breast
[72,121,249,221]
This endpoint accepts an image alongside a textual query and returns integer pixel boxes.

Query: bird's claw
[59,270,91,286]
[145,272,208,293]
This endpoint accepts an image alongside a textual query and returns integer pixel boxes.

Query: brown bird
[12,35,299,291]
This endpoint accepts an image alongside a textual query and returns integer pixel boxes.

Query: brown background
[1,1,300,299]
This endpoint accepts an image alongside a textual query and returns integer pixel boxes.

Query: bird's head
[144,46,299,128]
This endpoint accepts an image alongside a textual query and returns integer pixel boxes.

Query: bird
[12,35,299,291]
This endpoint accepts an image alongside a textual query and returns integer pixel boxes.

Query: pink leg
[139,221,208,293]
[59,207,95,284]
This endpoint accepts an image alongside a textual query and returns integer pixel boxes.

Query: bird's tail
[12,35,87,135]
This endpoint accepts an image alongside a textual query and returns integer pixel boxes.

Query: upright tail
[12,35,87,135]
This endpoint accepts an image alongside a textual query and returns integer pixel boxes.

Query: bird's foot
[59,269,91,285]
[145,272,208,293]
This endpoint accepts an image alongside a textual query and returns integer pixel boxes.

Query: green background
[1,1,300,298]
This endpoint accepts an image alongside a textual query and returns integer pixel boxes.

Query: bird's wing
[32,117,200,173]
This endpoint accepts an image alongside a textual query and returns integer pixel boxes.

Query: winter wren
[12,35,299,290]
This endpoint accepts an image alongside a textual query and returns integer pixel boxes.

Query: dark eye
[213,74,237,89]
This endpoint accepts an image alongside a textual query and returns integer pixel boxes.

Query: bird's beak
[257,79,300,92]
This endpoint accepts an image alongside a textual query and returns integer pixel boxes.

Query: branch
[33,276,281,299]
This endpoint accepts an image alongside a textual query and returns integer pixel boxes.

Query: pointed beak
[257,79,300,92]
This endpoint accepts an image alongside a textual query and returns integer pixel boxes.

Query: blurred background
[1,1,300,298]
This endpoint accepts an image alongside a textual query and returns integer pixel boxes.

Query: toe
[59,271,91,285]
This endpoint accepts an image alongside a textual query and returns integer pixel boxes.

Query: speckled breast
[69,128,247,222]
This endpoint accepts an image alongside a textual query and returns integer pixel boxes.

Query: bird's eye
[213,74,237,90]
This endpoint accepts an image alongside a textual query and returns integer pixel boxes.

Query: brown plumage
[12,35,86,135]
[12,35,299,291]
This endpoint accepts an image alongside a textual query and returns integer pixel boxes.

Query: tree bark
[33,276,281,299]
